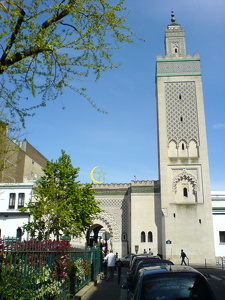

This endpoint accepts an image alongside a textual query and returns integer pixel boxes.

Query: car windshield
[141,273,213,299]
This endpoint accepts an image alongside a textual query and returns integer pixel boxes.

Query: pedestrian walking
[104,250,117,281]
[180,249,188,265]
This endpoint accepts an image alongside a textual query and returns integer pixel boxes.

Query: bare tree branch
[41,0,76,29]
[1,7,25,64]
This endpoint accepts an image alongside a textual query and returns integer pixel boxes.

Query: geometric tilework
[157,60,201,76]
[165,81,199,145]
[121,199,129,233]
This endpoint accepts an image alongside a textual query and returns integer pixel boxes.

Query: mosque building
[82,12,216,265]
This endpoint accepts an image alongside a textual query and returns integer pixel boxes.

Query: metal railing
[0,240,101,299]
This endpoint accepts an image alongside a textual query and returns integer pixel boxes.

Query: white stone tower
[156,12,215,264]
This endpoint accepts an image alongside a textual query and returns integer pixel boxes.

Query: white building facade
[212,191,225,257]
[0,182,33,241]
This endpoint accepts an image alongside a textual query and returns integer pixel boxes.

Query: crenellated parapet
[92,180,160,195]
[93,182,131,189]
[131,180,157,186]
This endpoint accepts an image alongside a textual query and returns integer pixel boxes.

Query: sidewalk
[82,271,127,300]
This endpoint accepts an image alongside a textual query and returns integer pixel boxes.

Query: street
[195,267,225,300]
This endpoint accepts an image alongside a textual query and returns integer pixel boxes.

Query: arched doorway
[86,224,111,250]
[86,224,103,247]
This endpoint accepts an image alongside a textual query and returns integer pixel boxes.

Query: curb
[74,282,95,300]
[74,274,101,300]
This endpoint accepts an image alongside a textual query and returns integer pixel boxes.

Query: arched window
[183,187,188,197]
[182,143,185,150]
[148,231,153,242]
[141,231,146,243]
[16,227,22,241]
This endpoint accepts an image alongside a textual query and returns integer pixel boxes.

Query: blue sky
[24,0,225,190]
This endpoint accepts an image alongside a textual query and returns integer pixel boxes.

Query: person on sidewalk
[149,248,153,256]
[104,250,117,281]
[180,249,188,265]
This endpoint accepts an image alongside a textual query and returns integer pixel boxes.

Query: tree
[21,150,101,240]
[0,0,134,124]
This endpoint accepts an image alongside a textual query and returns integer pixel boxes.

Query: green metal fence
[0,241,101,300]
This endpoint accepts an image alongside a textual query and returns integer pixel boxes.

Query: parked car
[129,253,162,267]
[129,254,161,269]
[129,254,154,267]
[127,255,161,284]
[122,265,216,300]
[119,254,134,267]
[132,258,174,281]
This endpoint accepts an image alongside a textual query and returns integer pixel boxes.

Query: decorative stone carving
[172,169,198,193]
[94,211,120,241]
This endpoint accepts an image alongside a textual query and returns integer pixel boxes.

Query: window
[175,48,178,53]
[180,117,183,122]
[141,231,146,243]
[219,231,225,243]
[183,187,188,197]
[179,94,182,100]
[148,231,153,242]
[122,232,127,241]
[182,143,185,150]
[9,193,16,209]
[17,227,22,240]
[18,193,25,208]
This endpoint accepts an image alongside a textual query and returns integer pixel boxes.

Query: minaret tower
[156,12,215,264]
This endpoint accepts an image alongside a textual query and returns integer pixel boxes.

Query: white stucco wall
[211,191,225,257]
[0,182,33,240]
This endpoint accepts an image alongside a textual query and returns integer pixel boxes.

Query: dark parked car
[133,258,174,279]
[127,255,161,284]
[122,265,216,300]
[119,254,134,267]
[130,254,161,269]
[129,253,160,268]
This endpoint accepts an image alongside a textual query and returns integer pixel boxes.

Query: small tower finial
[171,10,175,23]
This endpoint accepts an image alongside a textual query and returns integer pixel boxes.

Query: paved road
[86,266,225,300]
[195,267,225,300]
